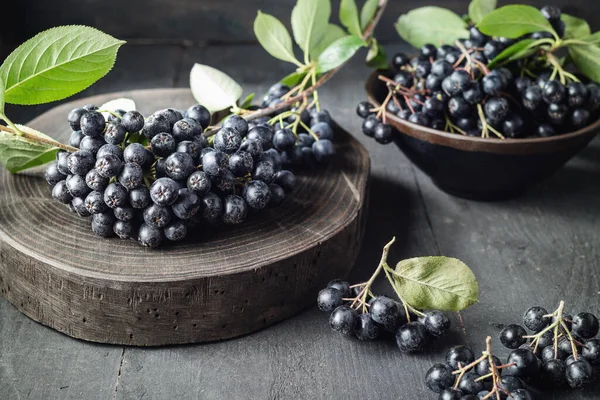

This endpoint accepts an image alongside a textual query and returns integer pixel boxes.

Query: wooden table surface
[1,42,599,400]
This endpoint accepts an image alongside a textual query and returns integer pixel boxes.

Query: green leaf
[477,5,555,39]
[366,39,388,70]
[189,63,243,113]
[340,0,362,36]
[280,71,306,87]
[391,257,479,311]
[291,0,331,56]
[0,78,5,115]
[0,26,124,105]
[468,0,497,24]
[0,125,59,173]
[569,44,600,83]
[395,7,468,49]
[360,0,379,31]
[562,14,591,39]
[312,24,347,58]
[316,35,364,73]
[239,93,255,109]
[581,32,600,45]
[488,38,535,68]
[254,11,301,66]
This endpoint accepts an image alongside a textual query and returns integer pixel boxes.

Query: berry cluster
[357,5,600,143]
[426,337,536,400]
[44,84,336,247]
[499,301,599,389]
[316,238,451,351]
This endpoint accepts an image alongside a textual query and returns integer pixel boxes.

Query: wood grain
[0,88,370,346]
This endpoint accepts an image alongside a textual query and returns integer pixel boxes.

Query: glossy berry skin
[103,183,128,209]
[445,345,475,370]
[113,220,135,240]
[438,388,463,400]
[312,140,335,163]
[431,60,453,78]
[243,180,272,210]
[483,40,504,60]
[541,343,567,363]
[143,204,172,228]
[421,310,450,337]
[171,188,200,220]
[329,305,358,335]
[543,359,567,385]
[425,364,454,393]
[91,219,114,237]
[272,170,295,194]
[542,80,566,104]
[317,287,344,312]
[484,97,510,122]
[138,224,163,248]
[503,114,525,138]
[448,97,472,119]
[392,52,410,70]
[522,86,543,111]
[310,109,332,126]
[202,150,228,178]
[97,144,123,161]
[156,108,183,128]
[142,114,170,140]
[66,174,91,198]
[509,389,534,400]
[567,82,588,107]
[164,220,187,241]
[369,296,400,328]
[70,197,91,217]
[394,71,413,88]
[222,195,248,225]
[582,339,600,365]
[186,104,211,128]
[177,139,201,163]
[482,74,505,96]
[121,111,144,133]
[268,184,285,207]
[173,118,202,141]
[247,125,274,150]
[457,371,483,394]
[68,150,95,176]
[572,312,599,339]
[566,359,593,388]
[80,111,106,137]
[354,313,380,341]
[222,114,249,136]
[396,322,429,352]
[165,152,195,181]
[95,155,123,179]
[500,376,523,392]
[504,348,538,377]
[114,206,135,222]
[150,178,181,206]
[500,324,527,349]
[541,5,561,21]
[68,108,87,130]
[123,143,147,166]
[537,123,556,137]
[187,171,211,196]
[129,186,151,209]
[69,130,84,148]
[227,151,253,177]
[374,123,393,144]
[52,180,72,204]
[201,192,223,224]
[362,116,379,137]
[272,128,296,151]
[571,109,591,128]
[475,355,501,377]
[356,101,374,118]
[151,133,177,157]
[85,191,108,214]
[45,162,66,186]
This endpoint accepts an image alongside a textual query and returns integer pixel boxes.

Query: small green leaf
[340,0,362,36]
[477,5,555,39]
[395,7,469,49]
[99,98,136,120]
[240,93,255,109]
[581,32,600,45]
[291,0,331,56]
[0,125,59,173]
[569,44,600,83]
[254,11,301,66]
[0,26,125,105]
[366,39,388,70]
[360,0,379,31]
[488,38,535,68]
[280,71,306,87]
[189,63,243,113]
[562,14,591,39]
[312,24,347,58]
[0,78,5,115]
[316,35,364,73]
[391,257,479,311]
[468,0,497,24]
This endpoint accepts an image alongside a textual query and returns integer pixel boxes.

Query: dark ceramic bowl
[366,71,600,200]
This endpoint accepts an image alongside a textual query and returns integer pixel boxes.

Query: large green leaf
[340,0,362,36]
[395,7,469,49]
[488,38,535,68]
[189,63,243,113]
[477,5,555,39]
[312,24,348,58]
[360,0,380,31]
[291,0,331,56]
[0,125,60,173]
[316,35,365,73]
[0,26,124,105]
[581,32,600,45]
[391,257,479,311]
[562,14,591,39]
[254,11,301,66]
[468,0,497,24]
[569,44,600,83]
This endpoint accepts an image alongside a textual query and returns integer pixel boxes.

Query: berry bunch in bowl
[358,3,600,144]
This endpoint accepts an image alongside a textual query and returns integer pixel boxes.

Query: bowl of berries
[361,4,600,200]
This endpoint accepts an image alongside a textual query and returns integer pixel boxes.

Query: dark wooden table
[1,42,599,400]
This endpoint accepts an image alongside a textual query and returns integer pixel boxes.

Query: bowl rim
[365,70,600,154]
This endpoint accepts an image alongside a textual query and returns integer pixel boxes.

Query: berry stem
[381,264,426,319]
[0,121,78,152]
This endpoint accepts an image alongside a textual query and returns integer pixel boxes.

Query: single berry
[425,364,454,393]
[312,140,335,163]
[164,220,187,241]
[421,310,450,338]
[504,348,539,378]
[571,108,591,128]
[173,118,202,141]
[317,288,343,312]
[95,154,123,179]
[543,359,567,385]
[475,355,501,377]
[52,180,73,204]
[457,371,483,395]
[356,101,374,118]
[121,111,144,133]
[151,133,177,157]
[566,359,593,388]
[500,324,528,349]
[438,388,463,400]
[68,107,87,130]
[369,296,400,329]
[329,305,358,335]
[445,345,475,370]
[45,162,66,186]
[362,115,380,137]
[85,191,108,214]
[123,143,147,166]
[143,204,173,228]
[150,177,181,206]
[222,195,248,224]
[129,186,151,209]
[114,206,135,222]
[69,130,84,148]
[542,80,567,104]
[143,114,170,140]
[103,182,128,209]
[243,180,272,210]
[138,224,163,248]
[572,312,599,339]
[186,104,211,128]
[80,111,106,137]
[66,174,91,198]
[582,339,600,365]
[374,123,393,144]
[354,313,380,341]
[171,188,200,220]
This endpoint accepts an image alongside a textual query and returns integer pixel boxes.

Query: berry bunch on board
[316,238,479,352]
[358,4,600,144]
[44,84,336,248]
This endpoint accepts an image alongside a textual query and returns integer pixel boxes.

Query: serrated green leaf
[280,71,306,87]
[581,32,600,45]
[488,38,535,68]
[366,42,388,70]
[360,0,379,31]
[340,0,362,36]
[569,44,600,83]
[0,26,124,105]
[254,11,302,66]
[240,93,255,109]
[562,14,591,39]
[291,0,331,56]
[312,24,347,58]
[316,35,365,73]
[0,125,59,173]
[468,0,497,24]
[395,7,468,49]
[189,63,243,113]
[477,5,555,39]
[391,257,479,311]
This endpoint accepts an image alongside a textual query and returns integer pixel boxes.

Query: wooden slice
[0,89,369,346]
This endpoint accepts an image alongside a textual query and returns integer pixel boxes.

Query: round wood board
[0,88,370,346]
